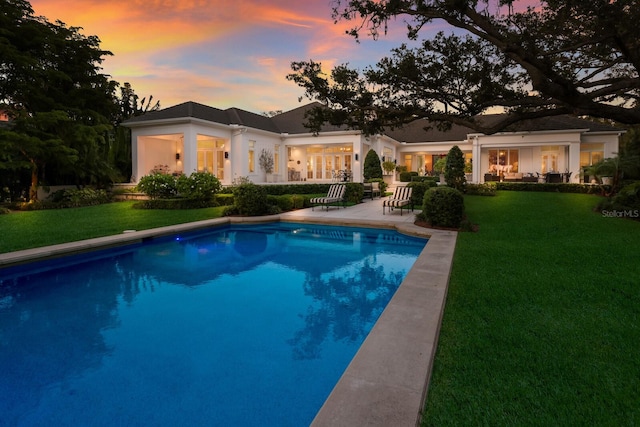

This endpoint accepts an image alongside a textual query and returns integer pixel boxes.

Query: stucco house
[123,101,623,185]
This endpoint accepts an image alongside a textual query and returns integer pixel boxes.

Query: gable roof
[124,101,623,141]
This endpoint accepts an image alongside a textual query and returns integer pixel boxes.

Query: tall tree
[0,0,121,199]
[288,0,640,135]
[109,82,160,182]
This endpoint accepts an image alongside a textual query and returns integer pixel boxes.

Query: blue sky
[29,0,536,114]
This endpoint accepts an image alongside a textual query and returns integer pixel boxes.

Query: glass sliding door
[305,145,353,181]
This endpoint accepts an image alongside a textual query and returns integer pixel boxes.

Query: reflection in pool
[0,222,427,426]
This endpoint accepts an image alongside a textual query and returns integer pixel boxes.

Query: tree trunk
[29,160,39,201]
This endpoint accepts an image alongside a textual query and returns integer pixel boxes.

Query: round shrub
[421,186,465,228]
[233,183,269,216]
[177,172,222,200]
[137,173,177,199]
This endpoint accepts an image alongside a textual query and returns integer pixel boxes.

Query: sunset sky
[29,0,535,114]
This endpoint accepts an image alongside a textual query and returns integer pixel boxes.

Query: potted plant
[259,148,274,182]
[382,160,396,176]
[585,157,618,185]
[434,156,447,184]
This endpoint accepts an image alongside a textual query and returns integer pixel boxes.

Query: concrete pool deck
[0,198,456,426]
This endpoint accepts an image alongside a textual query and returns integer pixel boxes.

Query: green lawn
[0,201,225,253]
[422,192,640,426]
[1,193,638,424]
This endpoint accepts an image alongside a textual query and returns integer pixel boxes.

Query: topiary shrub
[363,149,383,180]
[176,172,222,201]
[445,145,466,191]
[420,186,465,228]
[137,172,177,199]
[232,183,269,216]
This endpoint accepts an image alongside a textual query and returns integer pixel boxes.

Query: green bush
[344,182,364,203]
[445,145,466,191]
[0,207,10,215]
[137,173,178,199]
[399,171,413,182]
[411,176,438,183]
[497,182,610,194]
[214,193,235,206]
[267,195,294,212]
[232,183,269,216]
[133,199,218,209]
[363,149,383,180]
[176,172,222,200]
[407,180,438,206]
[465,182,497,196]
[366,177,388,194]
[420,186,465,228]
[611,181,640,209]
[598,181,640,218]
[53,188,110,208]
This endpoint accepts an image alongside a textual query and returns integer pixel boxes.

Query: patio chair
[383,186,413,215]
[310,184,346,211]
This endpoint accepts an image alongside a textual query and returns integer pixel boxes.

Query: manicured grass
[0,201,225,253]
[422,192,640,426]
[2,193,638,424]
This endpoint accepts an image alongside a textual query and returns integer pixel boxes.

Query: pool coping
[0,214,456,427]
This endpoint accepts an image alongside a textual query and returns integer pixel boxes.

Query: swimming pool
[0,222,427,426]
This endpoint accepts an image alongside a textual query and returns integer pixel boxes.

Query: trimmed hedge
[465,182,497,196]
[420,186,465,228]
[411,176,439,183]
[232,183,269,216]
[133,199,219,209]
[399,171,419,182]
[496,182,611,194]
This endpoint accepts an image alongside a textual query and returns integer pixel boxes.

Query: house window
[489,149,519,173]
[404,154,412,171]
[580,143,604,167]
[274,144,280,174]
[248,140,255,173]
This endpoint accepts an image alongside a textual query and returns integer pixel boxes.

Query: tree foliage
[288,0,640,135]
[0,0,158,199]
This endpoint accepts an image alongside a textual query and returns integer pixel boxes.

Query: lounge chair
[310,184,346,211]
[383,186,413,215]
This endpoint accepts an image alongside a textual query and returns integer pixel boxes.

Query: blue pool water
[0,223,426,426]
